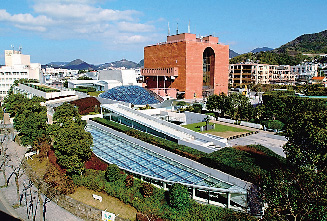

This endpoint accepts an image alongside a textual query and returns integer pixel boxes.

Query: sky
[0,0,326,65]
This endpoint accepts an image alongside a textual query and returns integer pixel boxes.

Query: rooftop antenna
[188,20,190,33]
[176,23,179,35]
[168,22,170,36]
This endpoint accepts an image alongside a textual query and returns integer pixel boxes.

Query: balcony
[141,67,178,77]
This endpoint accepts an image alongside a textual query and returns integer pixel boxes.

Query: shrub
[141,182,153,197]
[43,165,75,195]
[168,183,190,211]
[70,97,101,115]
[84,152,108,171]
[125,174,134,187]
[105,164,124,182]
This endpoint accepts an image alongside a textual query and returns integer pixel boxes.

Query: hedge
[72,169,256,221]
[92,117,205,161]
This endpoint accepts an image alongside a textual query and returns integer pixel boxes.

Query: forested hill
[229,51,308,66]
[275,29,327,54]
[230,29,327,65]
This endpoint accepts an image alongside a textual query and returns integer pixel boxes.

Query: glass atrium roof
[86,123,237,190]
[99,85,163,105]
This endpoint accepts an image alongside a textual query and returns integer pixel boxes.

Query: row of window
[0,78,21,81]
[0,84,12,87]
[0,72,28,75]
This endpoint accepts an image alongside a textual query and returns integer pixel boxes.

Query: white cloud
[114,35,152,44]
[117,22,155,33]
[33,3,138,22]
[0,1,159,47]
[0,9,53,30]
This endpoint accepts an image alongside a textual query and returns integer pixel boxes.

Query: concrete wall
[184,111,214,124]
[116,104,227,147]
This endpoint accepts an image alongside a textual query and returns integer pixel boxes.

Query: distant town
[0,30,326,221]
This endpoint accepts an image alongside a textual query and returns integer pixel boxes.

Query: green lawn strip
[88,91,104,97]
[72,169,255,221]
[183,121,250,133]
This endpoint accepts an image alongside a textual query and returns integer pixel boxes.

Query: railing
[141,67,178,76]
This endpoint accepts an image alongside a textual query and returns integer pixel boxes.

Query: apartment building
[0,49,41,98]
[229,63,270,87]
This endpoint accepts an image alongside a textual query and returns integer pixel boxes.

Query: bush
[105,164,124,182]
[84,152,108,171]
[70,97,101,115]
[125,174,134,187]
[169,183,190,211]
[141,182,153,197]
[43,165,75,195]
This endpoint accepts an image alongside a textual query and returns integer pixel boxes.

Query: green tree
[53,102,83,126]
[192,103,202,113]
[5,94,48,146]
[284,110,327,171]
[206,93,230,117]
[77,76,93,80]
[51,102,92,175]
[262,168,327,221]
[105,164,123,182]
[228,93,254,121]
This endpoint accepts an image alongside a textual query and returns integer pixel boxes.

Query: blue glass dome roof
[99,85,163,105]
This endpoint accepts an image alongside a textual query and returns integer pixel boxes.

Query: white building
[0,49,42,98]
[98,69,141,86]
[291,63,318,80]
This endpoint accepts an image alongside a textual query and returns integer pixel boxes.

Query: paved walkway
[212,120,287,157]
[0,130,83,221]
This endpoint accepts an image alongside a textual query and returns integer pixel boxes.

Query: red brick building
[141,33,229,99]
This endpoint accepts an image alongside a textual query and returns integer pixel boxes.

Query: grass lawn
[69,187,137,221]
[27,157,50,177]
[183,122,251,138]
[27,156,138,221]
[88,91,104,97]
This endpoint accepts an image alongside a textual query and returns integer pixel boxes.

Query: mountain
[251,47,273,53]
[229,49,240,58]
[46,62,69,67]
[64,59,96,70]
[275,29,327,54]
[138,59,144,67]
[96,59,140,70]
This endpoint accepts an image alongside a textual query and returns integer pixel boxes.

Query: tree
[4,94,48,146]
[53,102,83,126]
[51,102,92,175]
[206,93,230,117]
[105,164,123,182]
[169,183,190,211]
[228,93,254,121]
[262,168,327,221]
[77,76,93,80]
[192,103,202,113]
[284,110,327,171]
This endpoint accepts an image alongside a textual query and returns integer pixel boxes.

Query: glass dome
[99,85,163,105]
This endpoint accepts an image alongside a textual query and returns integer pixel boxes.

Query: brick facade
[143,33,229,99]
